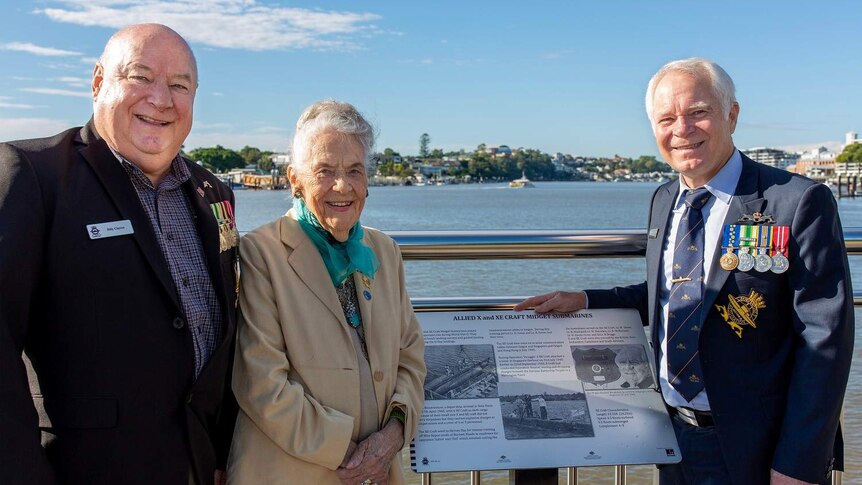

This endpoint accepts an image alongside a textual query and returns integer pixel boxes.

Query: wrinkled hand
[770,469,815,485]
[514,291,586,313]
[337,420,404,485]
[340,441,358,468]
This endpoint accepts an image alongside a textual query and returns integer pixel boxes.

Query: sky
[0,0,860,158]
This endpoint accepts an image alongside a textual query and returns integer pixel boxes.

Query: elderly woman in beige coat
[227,100,426,485]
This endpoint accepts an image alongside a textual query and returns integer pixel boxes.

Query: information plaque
[411,309,681,473]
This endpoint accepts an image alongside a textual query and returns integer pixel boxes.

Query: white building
[742,147,800,170]
[270,153,291,167]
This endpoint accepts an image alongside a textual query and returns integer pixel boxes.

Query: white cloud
[20,87,91,98]
[775,141,844,154]
[211,92,224,97]
[0,42,82,57]
[37,0,383,51]
[253,126,288,134]
[194,121,233,130]
[0,101,37,109]
[186,129,289,152]
[41,62,79,70]
[56,76,90,87]
[80,56,99,64]
[399,58,434,65]
[540,49,574,60]
[0,118,72,141]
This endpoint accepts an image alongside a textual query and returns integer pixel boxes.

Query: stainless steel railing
[390,228,854,485]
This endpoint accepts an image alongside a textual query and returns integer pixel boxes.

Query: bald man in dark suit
[0,24,238,485]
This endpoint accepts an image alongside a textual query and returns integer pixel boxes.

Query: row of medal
[720,224,789,274]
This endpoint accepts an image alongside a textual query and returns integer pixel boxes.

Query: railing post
[615,465,627,485]
[508,468,557,484]
[566,466,578,485]
[470,470,481,485]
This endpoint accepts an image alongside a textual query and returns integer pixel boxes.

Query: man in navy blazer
[516,58,853,484]
[0,24,238,484]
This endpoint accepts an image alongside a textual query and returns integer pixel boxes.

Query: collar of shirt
[673,148,742,209]
[109,148,191,190]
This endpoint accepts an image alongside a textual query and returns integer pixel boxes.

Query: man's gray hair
[291,100,375,171]
[645,58,736,122]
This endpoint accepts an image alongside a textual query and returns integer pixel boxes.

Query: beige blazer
[227,213,426,484]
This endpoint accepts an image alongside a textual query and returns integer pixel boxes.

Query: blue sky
[0,0,860,158]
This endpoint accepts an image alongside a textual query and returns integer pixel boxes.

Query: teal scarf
[293,198,379,287]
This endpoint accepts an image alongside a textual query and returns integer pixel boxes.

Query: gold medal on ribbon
[211,200,239,252]
[720,249,739,271]
[720,225,739,270]
[218,223,231,252]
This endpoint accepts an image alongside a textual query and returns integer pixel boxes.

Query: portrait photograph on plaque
[410,309,680,473]
[572,344,655,390]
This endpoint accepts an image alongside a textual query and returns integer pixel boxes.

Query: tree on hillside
[237,145,276,171]
[381,148,401,163]
[836,143,862,165]
[187,145,244,172]
[239,146,262,166]
[419,133,430,158]
[257,151,276,172]
[630,155,666,173]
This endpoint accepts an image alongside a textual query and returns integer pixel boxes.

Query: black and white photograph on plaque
[498,381,594,440]
[571,344,655,390]
[423,344,498,400]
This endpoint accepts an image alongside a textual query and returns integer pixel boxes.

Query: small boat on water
[509,171,535,188]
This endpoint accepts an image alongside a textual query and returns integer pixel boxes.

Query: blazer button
[373,371,384,382]
[172,317,185,329]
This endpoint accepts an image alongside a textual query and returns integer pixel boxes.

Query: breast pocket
[718,270,788,358]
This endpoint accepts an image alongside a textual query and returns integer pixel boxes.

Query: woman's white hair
[645,58,736,123]
[290,100,375,171]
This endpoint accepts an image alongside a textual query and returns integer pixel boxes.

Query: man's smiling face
[93,24,197,184]
[651,71,738,188]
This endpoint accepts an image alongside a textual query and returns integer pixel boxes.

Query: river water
[233,182,862,483]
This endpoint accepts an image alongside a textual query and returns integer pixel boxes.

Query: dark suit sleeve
[585,282,649,325]
[771,183,854,481]
[0,144,58,484]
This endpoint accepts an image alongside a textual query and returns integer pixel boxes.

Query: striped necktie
[667,187,712,402]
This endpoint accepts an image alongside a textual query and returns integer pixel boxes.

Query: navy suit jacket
[0,122,238,485]
[587,155,853,484]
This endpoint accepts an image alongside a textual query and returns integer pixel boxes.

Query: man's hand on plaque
[514,291,587,314]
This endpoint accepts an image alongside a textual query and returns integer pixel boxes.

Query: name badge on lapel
[210,200,239,252]
[86,220,134,240]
